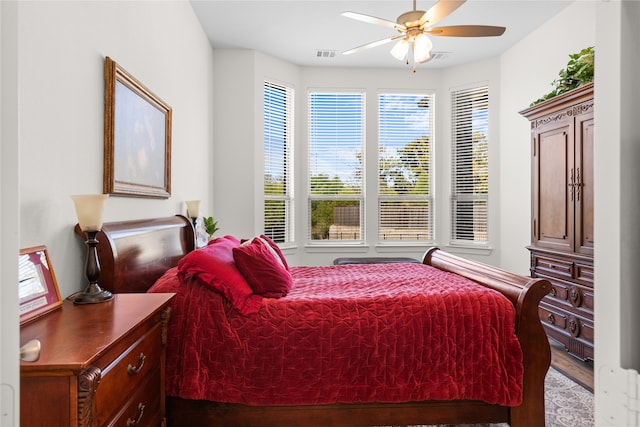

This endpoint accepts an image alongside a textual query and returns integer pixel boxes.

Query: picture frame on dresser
[19,245,62,325]
[103,56,172,198]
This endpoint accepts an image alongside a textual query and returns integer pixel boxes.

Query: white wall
[17,0,216,299]
[618,0,640,373]
[1,1,21,424]
[499,1,596,276]
[594,2,640,425]
[212,50,302,243]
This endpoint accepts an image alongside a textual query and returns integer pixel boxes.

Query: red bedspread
[149,263,524,406]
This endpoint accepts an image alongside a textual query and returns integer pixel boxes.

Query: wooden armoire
[519,82,594,361]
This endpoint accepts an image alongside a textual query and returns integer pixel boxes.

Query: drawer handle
[127,353,146,375]
[569,318,581,337]
[547,313,556,325]
[127,403,145,427]
[569,287,583,307]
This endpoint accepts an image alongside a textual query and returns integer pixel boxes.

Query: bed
[91,215,552,427]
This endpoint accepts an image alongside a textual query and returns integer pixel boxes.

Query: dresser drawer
[107,371,163,427]
[96,322,163,425]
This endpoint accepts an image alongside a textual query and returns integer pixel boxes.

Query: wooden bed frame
[90,215,552,427]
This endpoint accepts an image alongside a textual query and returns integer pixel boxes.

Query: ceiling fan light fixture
[342,0,506,72]
[390,38,410,61]
[413,33,433,63]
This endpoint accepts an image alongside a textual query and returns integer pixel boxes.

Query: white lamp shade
[185,200,201,218]
[413,33,433,63]
[71,194,108,231]
[390,38,410,61]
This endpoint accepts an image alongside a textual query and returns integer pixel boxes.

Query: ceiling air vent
[316,50,337,59]
[430,51,451,61]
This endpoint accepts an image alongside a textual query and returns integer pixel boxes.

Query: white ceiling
[190,0,572,70]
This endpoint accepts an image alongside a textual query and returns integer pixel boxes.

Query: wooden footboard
[166,248,551,427]
[423,248,552,427]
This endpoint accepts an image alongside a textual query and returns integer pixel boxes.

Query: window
[450,85,489,245]
[308,91,364,242]
[378,93,434,242]
[264,81,294,244]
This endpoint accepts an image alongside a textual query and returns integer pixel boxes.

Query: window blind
[264,81,294,243]
[308,91,364,242]
[450,85,489,245]
[378,93,434,242]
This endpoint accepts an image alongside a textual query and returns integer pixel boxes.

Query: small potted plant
[203,216,219,241]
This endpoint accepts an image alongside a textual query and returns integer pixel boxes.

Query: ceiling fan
[341,0,506,71]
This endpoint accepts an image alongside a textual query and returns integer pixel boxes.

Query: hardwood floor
[549,338,594,392]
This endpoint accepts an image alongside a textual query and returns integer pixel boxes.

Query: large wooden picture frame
[19,245,62,325]
[104,56,172,198]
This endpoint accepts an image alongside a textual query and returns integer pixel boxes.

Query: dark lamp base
[73,286,114,305]
[76,230,114,305]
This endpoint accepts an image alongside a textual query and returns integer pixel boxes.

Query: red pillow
[178,235,262,315]
[259,234,289,270]
[233,238,292,298]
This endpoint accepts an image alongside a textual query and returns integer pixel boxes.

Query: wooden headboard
[75,215,196,294]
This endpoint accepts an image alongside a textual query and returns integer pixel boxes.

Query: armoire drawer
[539,302,594,342]
[531,254,574,281]
[574,262,594,287]
[534,272,594,315]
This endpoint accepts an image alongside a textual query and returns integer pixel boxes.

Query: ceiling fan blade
[341,11,405,31]
[427,25,506,37]
[419,0,466,28]
[342,36,403,56]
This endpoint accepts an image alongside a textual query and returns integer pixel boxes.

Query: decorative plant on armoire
[530,46,594,106]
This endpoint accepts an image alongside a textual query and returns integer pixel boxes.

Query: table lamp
[71,194,113,304]
[185,200,200,228]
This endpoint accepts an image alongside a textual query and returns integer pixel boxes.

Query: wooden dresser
[20,293,174,426]
[520,83,594,361]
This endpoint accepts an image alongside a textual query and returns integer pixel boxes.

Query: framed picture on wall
[103,56,172,198]
[19,245,62,325]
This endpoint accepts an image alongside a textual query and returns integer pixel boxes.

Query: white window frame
[450,84,490,247]
[377,92,435,244]
[307,90,365,245]
[263,80,294,244]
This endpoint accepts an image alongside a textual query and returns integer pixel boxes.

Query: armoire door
[574,111,594,256]
[532,120,575,253]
